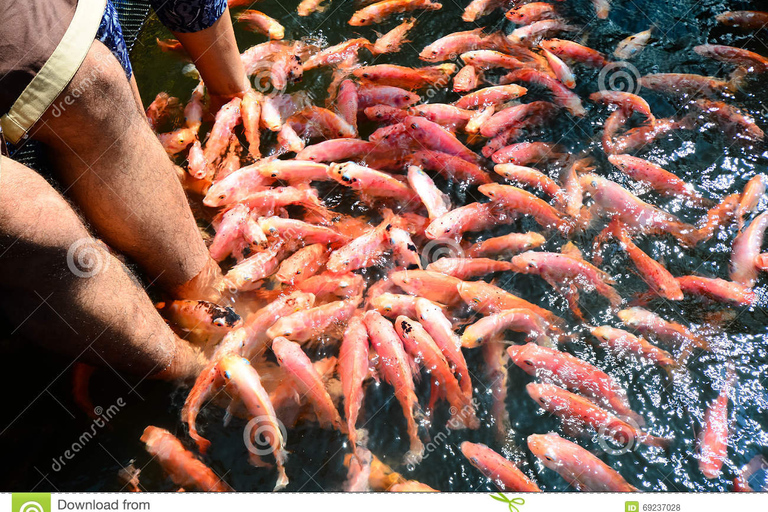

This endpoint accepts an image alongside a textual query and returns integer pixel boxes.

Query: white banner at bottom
[5,491,767,512]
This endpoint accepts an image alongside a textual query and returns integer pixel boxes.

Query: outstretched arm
[151,1,249,110]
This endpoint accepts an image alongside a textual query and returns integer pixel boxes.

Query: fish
[493,163,563,197]
[480,101,559,138]
[296,139,377,162]
[736,175,766,229]
[203,97,242,163]
[146,92,180,132]
[407,166,451,220]
[640,73,735,97]
[590,326,678,370]
[493,143,565,168]
[415,297,472,398]
[217,355,288,489]
[372,18,416,54]
[266,297,361,342]
[404,116,479,163]
[694,44,768,72]
[594,218,684,301]
[505,3,557,25]
[478,184,573,234]
[509,19,579,46]
[617,307,710,352]
[614,28,653,60]
[259,217,350,245]
[389,481,439,492]
[424,202,510,241]
[156,38,190,61]
[528,433,637,491]
[407,150,492,184]
[349,0,442,26]
[395,316,479,429]
[540,39,609,68]
[695,193,739,242]
[453,65,480,93]
[141,426,232,492]
[589,90,654,120]
[344,446,372,491]
[508,343,643,424]
[302,39,373,71]
[410,104,473,132]
[275,244,329,284]
[425,257,518,280]
[502,68,586,116]
[354,63,456,90]
[236,10,285,39]
[730,211,768,287]
[460,441,541,491]
[363,311,424,462]
[158,300,241,335]
[461,0,505,22]
[458,280,564,327]
[272,337,345,430]
[297,0,330,16]
[698,366,737,479]
[542,48,576,88]
[465,232,546,258]
[157,127,197,156]
[527,383,670,449]
[693,99,764,141]
[225,243,283,291]
[675,275,756,306]
[328,161,420,203]
[716,10,768,30]
[461,308,551,348]
[511,251,622,317]
[580,174,700,246]
[339,313,369,456]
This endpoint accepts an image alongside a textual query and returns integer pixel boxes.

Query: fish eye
[539,397,546,404]
[544,455,554,462]
[362,73,370,78]
[271,173,278,177]
[523,359,534,366]
[223,370,231,379]
[411,122,418,129]
[591,180,597,188]
[219,194,226,200]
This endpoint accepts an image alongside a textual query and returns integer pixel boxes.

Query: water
[2,0,768,493]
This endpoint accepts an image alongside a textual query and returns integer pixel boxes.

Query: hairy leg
[29,40,220,297]
[0,156,203,380]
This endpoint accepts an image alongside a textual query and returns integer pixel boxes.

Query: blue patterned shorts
[96,0,133,79]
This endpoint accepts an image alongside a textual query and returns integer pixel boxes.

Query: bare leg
[29,40,221,297]
[129,74,144,113]
[0,156,203,380]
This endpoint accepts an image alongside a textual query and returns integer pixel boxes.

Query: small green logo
[491,493,525,512]
[12,494,51,512]
[626,502,639,512]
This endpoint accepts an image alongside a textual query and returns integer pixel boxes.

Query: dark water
[2,0,768,493]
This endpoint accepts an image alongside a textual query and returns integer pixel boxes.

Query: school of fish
[134,0,768,493]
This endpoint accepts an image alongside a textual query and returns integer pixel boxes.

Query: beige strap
[0,0,108,144]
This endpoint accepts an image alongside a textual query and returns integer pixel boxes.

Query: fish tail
[274,465,289,491]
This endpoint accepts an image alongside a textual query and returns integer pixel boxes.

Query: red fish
[508,343,643,424]
[730,211,768,286]
[141,426,231,492]
[465,232,546,258]
[698,366,736,479]
[363,311,424,462]
[460,441,541,491]
[502,68,586,116]
[339,314,369,456]
[461,308,551,348]
[528,433,637,491]
[349,0,442,26]
[675,275,756,306]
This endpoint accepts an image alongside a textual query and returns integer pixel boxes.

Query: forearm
[171,9,249,101]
